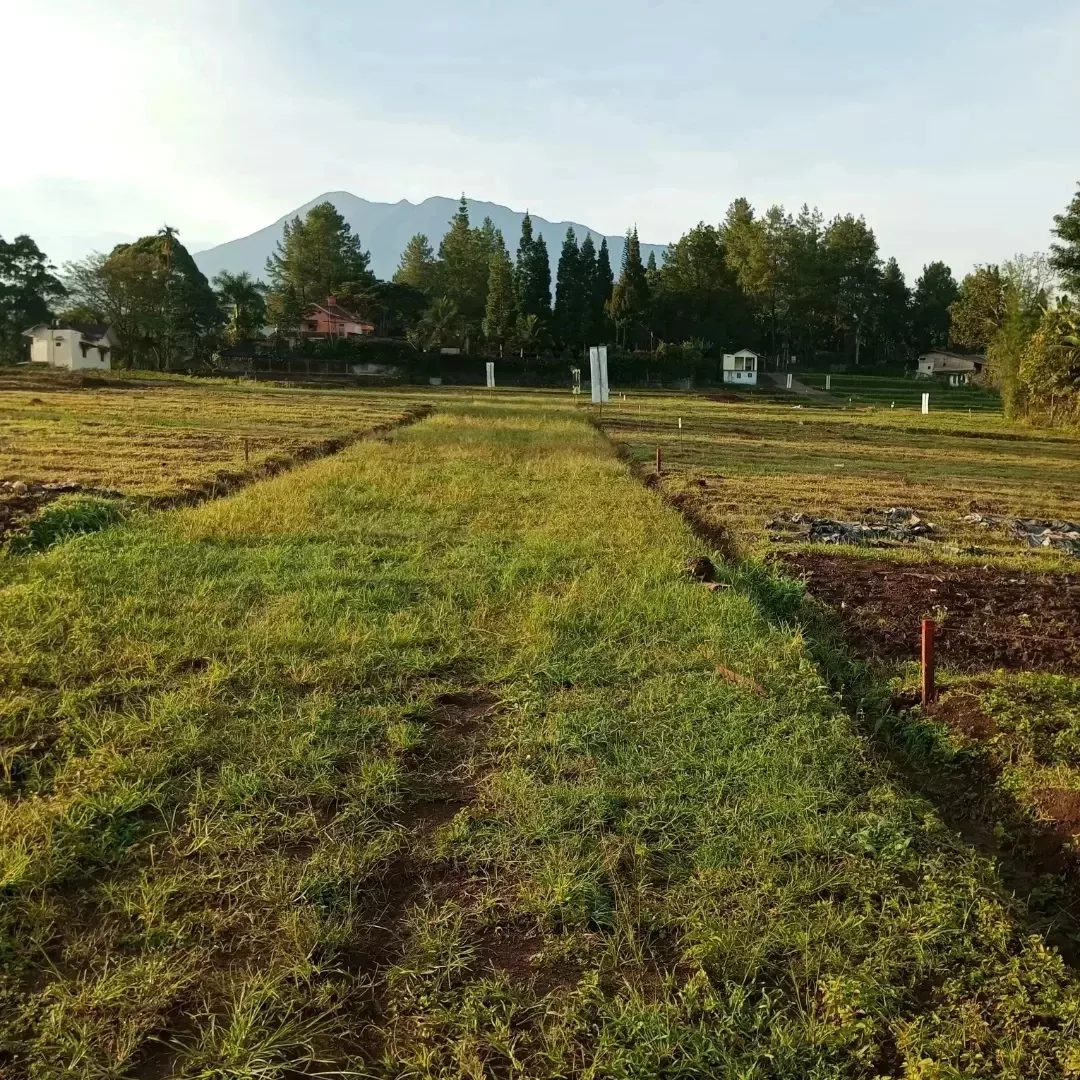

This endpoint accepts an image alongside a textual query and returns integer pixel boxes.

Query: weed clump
[9,495,126,553]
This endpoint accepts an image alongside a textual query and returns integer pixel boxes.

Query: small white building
[722,349,758,386]
[23,323,118,371]
[916,351,985,384]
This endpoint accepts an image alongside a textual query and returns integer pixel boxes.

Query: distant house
[299,296,374,340]
[916,350,985,385]
[722,349,759,386]
[23,323,118,371]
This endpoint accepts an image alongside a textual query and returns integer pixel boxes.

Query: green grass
[801,373,1002,412]
[2,397,1080,1077]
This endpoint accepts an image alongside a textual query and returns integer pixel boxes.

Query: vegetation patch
[3,398,1080,1077]
[8,494,127,553]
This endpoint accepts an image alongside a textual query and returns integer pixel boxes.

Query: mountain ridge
[192,192,668,285]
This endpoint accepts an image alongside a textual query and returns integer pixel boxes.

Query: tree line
[1,184,1077,410]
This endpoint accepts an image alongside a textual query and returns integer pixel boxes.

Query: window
[734,356,745,371]
[54,338,64,347]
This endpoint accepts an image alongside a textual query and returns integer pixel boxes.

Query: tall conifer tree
[554,227,582,348]
[578,234,597,344]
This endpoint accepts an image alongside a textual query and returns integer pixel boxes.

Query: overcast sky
[2,0,1077,280]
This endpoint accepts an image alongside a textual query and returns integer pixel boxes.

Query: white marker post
[590,346,609,404]
[786,373,793,390]
[825,374,831,391]
[921,392,930,415]
[485,361,495,389]
[571,367,581,396]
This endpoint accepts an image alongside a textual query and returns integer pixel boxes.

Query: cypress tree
[554,227,582,348]
[528,233,552,317]
[515,212,534,304]
[594,238,614,342]
[578,233,597,344]
[516,216,551,322]
[609,226,649,346]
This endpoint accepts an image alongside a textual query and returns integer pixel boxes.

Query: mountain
[192,192,667,286]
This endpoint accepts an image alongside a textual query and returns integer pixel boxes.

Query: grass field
[602,389,1080,567]
[2,391,1080,1077]
[0,371,415,497]
[800,373,1002,413]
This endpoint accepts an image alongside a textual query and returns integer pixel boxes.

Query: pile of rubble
[1,479,87,498]
[768,507,936,547]
[962,513,1080,557]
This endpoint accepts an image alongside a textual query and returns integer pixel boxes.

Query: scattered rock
[12,481,28,495]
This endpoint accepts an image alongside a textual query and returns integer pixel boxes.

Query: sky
[2,0,1078,281]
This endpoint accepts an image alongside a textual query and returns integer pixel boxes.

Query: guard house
[722,349,758,386]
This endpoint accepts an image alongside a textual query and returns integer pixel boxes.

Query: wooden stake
[243,437,250,464]
[921,618,936,707]
[656,446,662,475]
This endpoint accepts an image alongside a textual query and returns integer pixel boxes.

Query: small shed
[916,351,985,384]
[722,349,758,386]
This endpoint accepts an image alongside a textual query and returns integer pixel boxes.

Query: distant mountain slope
[192,192,667,285]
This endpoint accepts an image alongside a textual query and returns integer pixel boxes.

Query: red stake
[656,446,662,475]
[921,618,936,707]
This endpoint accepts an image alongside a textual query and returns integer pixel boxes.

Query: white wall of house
[26,328,113,371]
[722,350,758,385]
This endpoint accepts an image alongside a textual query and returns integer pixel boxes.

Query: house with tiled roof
[300,296,374,340]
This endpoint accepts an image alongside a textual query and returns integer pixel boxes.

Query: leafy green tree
[1050,182,1080,297]
[651,223,748,350]
[512,212,552,325]
[821,214,881,363]
[554,228,583,350]
[911,261,958,352]
[483,243,518,353]
[515,312,543,357]
[950,266,1007,352]
[871,257,912,363]
[266,201,376,328]
[1018,301,1080,423]
[435,198,500,333]
[0,234,67,363]
[213,270,266,345]
[394,233,438,295]
[65,231,218,368]
[418,296,463,350]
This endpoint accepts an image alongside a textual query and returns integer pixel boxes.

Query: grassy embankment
[2,398,1079,1076]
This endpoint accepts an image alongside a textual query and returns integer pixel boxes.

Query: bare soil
[781,553,1080,673]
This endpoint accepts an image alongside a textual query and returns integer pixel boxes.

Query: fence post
[243,437,250,464]
[921,619,936,706]
[656,446,662,475]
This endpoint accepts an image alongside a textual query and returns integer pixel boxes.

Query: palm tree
[516,313,541,357]
[213,271,268,345]
[420,297,462,350]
